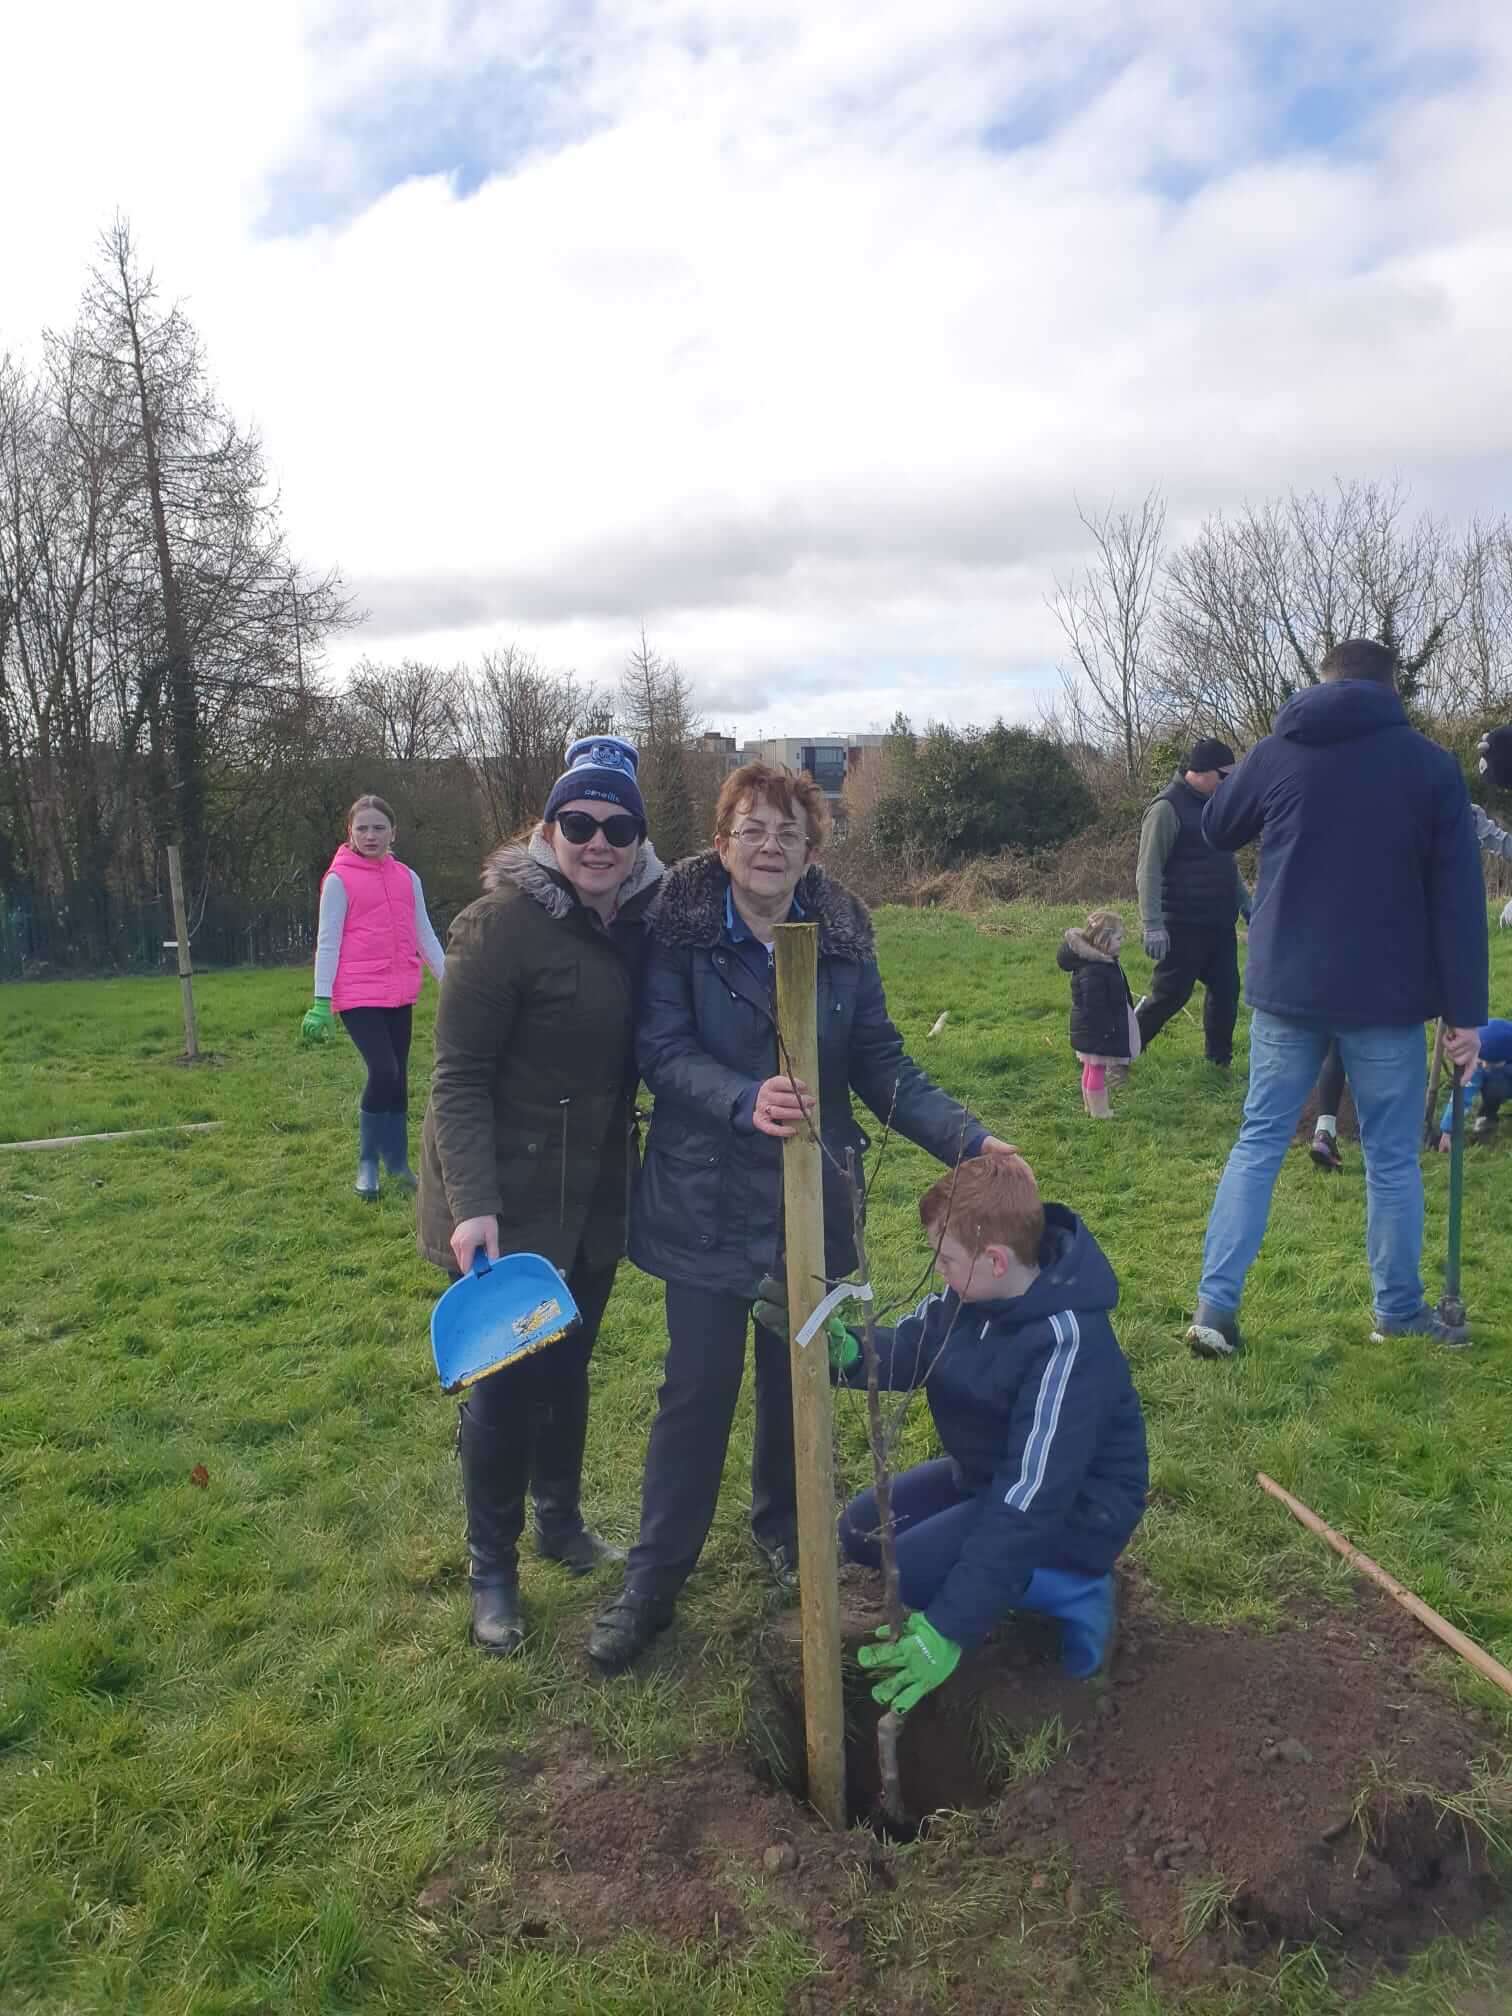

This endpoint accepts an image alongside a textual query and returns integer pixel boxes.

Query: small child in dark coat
[1057,909,1140,1118]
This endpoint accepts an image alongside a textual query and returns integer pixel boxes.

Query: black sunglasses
[556,809,642,848]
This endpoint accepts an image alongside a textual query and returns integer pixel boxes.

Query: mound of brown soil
[425,1566,1509,2011]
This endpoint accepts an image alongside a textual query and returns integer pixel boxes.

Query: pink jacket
[324,846,421,1010]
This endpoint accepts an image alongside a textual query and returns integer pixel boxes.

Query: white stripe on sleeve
[1003,1311,1081,1512]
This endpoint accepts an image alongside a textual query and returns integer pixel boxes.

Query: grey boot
[354,1110,382,1201]
[378,1111,417,1191]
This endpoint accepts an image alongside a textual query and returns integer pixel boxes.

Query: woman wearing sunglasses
[588,760,1015,1674]
[417,737,663,1656]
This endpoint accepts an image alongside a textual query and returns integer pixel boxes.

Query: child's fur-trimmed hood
[1060,925,1116,964]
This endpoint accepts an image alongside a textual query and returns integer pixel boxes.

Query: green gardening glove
[753,1275,860,1371]
[827,1321,861,1374]
[856,1612,961,1714]
[300,998,336,1045]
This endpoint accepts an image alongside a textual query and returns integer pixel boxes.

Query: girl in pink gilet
[300,794,445,1199]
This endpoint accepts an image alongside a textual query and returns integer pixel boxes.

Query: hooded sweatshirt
[1201,680,1487,1030]
[844,1205,1147,1651]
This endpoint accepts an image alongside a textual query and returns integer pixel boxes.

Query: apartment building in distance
[736,734,887,828]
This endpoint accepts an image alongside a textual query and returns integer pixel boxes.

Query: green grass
[2,909,1511,2013]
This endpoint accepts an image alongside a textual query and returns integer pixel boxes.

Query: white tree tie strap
[795,1280,875,1349]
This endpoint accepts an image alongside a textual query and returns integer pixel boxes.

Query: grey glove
[753,1273,789,1339]
[1143,926,1170,962]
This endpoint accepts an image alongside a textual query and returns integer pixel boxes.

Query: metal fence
[0,886,318,980]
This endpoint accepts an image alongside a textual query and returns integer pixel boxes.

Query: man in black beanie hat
[1134,737,1251,1070]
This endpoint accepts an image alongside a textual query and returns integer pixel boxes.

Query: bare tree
[454,644,602,842]
[619,627,702,862]
[1049,490,1167,780]
[78,217,353,885]
[1428,518,1512,722]
[0,327,142,908]
[1161,481,1466,745]
[0,220,352,956]
[1264,481,1460,694]
[1160,511,1296,747]
[346,657,461,764]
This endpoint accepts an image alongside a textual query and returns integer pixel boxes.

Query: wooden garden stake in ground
[165,845,199,1060]
[1256,1473,1512,1703]
[773,921,847,1831]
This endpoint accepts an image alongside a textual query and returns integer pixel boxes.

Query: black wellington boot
[457,1400,527,1655]
[354,1110,382,1201]
[530,1344,625,1576]
[378,1111,418,1192]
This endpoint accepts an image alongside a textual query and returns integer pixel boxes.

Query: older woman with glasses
[588,761,1015,1672]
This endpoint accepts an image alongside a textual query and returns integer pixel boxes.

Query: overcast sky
[5,1,1512,738]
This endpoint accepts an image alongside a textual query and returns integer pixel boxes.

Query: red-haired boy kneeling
[764,1155,1147,1713]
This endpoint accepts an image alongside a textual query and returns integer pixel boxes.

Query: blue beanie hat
[543,735,647,833]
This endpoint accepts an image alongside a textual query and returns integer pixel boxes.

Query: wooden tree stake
[166,845,199,1060]
[774,922,847,1831]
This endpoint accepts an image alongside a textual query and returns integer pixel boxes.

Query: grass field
[2,903,1511,2014]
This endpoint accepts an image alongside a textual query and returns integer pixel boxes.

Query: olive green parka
[416,831,664,1275]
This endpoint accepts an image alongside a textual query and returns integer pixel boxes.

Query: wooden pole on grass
[773,921,847,1831]
[1256,1473,1512,1703]
[165,845,199,1061]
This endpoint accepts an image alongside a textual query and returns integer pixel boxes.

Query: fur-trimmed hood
[647,849,874,958]
[479,827,664,919]
[1058,926,1116,967]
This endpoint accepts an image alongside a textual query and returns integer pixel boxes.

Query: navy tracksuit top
[846,1205,1148,1650]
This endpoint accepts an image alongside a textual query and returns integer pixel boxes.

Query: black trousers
[1315,1037,1346,1115]
[625,1282,798,1603]
[463,1256,619,1562]
[1136,923,1240,1065]
[340,1004,413,1112]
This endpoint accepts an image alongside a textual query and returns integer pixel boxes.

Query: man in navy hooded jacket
[1185,639,1487,1357]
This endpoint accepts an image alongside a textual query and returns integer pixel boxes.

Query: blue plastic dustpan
[430,1251,581,1393]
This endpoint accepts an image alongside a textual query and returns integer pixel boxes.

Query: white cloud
[4,0,1512,735]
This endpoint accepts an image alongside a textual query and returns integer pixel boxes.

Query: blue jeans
[1198,1012,1427,1325]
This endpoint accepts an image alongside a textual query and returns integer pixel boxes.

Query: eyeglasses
[556,809,642,848]
[729,823,809,855]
